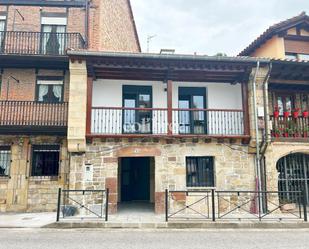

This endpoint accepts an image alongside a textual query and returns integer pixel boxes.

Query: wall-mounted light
[6,75,20,100]
[12,9,25,31]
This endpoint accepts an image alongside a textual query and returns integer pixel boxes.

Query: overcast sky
[130,0,309,56]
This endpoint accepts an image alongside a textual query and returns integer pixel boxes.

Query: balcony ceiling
[69,51,264,83]
[270,60,309,84]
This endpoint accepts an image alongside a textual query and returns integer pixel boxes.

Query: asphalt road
[1,229,309,249]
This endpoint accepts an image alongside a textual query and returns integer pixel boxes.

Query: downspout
[260,63,273,156]
[252,61,261,195]
[84,0,89,48]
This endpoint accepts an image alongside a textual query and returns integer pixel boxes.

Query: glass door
[179,87,206,134]
[123,86,152,134]
[0,19,6,52]
[41,25,66,55]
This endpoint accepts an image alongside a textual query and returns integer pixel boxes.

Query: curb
[43,221,309,229]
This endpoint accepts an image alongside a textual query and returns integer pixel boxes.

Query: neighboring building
[66,51,270,214]
[240,12,309,205]
[0,0,140,212]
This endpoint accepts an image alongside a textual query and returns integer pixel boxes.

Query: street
[0,229,309,249]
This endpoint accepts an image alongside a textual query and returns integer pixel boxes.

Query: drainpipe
[252,61,262,208]
[260,63,273,156]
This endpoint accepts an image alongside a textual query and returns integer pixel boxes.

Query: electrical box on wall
[84,164,93,182]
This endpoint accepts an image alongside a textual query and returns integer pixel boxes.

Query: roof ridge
[239,11,309,56]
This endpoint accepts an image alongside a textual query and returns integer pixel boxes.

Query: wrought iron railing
[56,188,109,221]
[165,189,308,222]
[271,115,309,138]
[0,31,85,55]
[0,101,68,127]
[91,107,245,136]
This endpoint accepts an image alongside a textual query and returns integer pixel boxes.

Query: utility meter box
[84,164,93,182]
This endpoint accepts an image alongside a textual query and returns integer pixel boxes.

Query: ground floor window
[0,146,11,176]
[31,145,60,177]
[186,157,214,187]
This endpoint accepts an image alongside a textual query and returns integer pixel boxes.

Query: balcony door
[0,16,6,51]
[274,93,295,115]
[178,87,207,134]
[123,85,152,134]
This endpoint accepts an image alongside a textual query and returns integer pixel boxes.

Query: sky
[130,0,309,56]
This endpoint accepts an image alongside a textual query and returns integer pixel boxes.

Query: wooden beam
[242,82,250,136]
[86,77,93,135]
[167,80,173,135]
[269,79,309,85]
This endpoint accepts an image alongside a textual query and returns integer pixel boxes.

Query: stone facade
[69,138,255,214]
[0,136,69,212]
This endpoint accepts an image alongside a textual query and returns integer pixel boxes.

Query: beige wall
[251,36,285,59]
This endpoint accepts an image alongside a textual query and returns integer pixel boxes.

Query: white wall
[93,79,242,109]
[92,79,167,108]
[91,79,244,135]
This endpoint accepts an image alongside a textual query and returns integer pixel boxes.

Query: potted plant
[283,128,290,137]
[303,109,309,118]
[293,127,300,137]
[273,106,280,118]
[292,108,300,119]
[280,199,297,213]
[283,110,290,118]
[273,128,281,138]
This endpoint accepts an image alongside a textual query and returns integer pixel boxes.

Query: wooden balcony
[0,101,68,135]
[271,115,309,140]
[90,107,246,139]
[0,31,85,56]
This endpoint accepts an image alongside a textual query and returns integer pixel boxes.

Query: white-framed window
[41,16,67,55]
[36,78,64,103]
[0,146,11,177]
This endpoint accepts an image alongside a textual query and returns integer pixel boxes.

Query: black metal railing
[165,189,308,222]
[271,115,309,138]
[0,101,68,127]
[56,188,109,221]
[0,31,85,55]
[91,107,245,136]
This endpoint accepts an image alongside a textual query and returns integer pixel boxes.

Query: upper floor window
[122,85,152,134]
[285,53,309,61]
[178,87,206,134]
[0,15,5,31]
[186,157,215,187]
[41,15,67,55]
[31,145,60,177]
[36,77,64,103]
[0,146,11,177]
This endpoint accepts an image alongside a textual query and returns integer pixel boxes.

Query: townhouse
[0,0,140,212]
[240,12,309,205]
[66,51,270,214]
[0,2,308,216]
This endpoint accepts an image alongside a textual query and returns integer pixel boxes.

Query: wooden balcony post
[167,80,173,135]
[242,82,250,136]
[86,76,93,135]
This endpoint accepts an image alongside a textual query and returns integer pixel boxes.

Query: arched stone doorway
[276,153,309,203]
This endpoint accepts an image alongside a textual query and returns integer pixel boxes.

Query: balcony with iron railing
[0,101,68,134]
[271,112,309,140]
[0,31,85,56]
[90,107,246,138]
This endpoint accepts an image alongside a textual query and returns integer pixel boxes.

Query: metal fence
[56,188,109,221]
[165,189,308,222]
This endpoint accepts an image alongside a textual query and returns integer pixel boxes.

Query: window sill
[186,187,216,191]
[28,176,59,181]
[0,176,10,181]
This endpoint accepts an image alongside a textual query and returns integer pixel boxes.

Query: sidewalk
[0,212,56,228]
